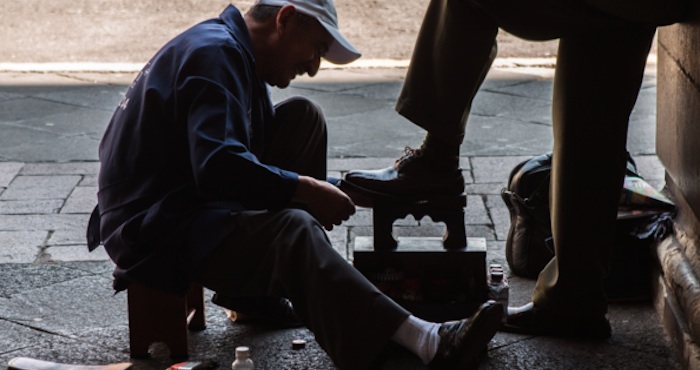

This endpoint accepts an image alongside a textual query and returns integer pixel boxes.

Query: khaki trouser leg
[396,0,498,145]
[532,24,656,316]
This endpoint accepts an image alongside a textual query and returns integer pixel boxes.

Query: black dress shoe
[503,302,611,340]
[428,301,503,369]
[343,147,464,204]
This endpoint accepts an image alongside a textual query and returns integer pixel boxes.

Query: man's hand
[294,176,356,230]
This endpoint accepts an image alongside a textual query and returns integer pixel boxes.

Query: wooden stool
[127,283,205,359]
[373,194,468,250]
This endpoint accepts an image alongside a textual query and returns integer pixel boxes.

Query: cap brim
[317,19,361,65]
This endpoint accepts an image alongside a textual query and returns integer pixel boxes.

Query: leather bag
[501,152,644,279]
[501,152,675,300]
[501,153,555,278]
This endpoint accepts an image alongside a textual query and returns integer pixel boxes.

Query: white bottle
[231,346,254,370]
[487,264,509,321]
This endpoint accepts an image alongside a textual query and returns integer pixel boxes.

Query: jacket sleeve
[177,43,299,210]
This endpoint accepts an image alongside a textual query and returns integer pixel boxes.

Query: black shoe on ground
[428,301,504,369]
[503,302,611,340]
[342,147,464,206]
[211,294,302,328]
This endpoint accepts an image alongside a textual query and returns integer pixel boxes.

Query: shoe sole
[340,180,466,209]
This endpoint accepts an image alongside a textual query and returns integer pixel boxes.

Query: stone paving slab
[0,214,86,231]
[0,175,81,200]
[0,231,46,263]
[61,186,98,214]
[21,162,101,176]
[0,162,23,187]
[0,199,64,215]
[44,244,110,263]
[0,262,94,298]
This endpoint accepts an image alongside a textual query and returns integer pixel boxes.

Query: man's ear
[276,5,297,35]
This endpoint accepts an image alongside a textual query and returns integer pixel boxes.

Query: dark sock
[419,133,460,171]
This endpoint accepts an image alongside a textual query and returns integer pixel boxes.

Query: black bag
[501,152,675,301]
[501,152,644,279]
[501,153,554,279]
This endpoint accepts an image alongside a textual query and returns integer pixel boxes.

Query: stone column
[655,8,700,369]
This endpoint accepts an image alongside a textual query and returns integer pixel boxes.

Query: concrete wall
[655,7,700,369]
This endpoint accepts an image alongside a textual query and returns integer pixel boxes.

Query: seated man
[344,0,689,340]
[86,0,503,368]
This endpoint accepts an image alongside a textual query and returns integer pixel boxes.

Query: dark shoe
[342,147,464,205]
[503,302,611,340]
[428,301,503,369]
[211,294,302,328]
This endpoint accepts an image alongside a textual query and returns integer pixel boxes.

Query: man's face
[263,10,333,88]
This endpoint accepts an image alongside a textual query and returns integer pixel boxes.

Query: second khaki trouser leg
[531,25,656,316]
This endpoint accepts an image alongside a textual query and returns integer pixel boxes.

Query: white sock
[391,315,441,364]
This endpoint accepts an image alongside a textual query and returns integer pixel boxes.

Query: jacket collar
[220,5,255,61]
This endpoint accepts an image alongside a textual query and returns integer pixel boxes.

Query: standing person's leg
[397,0,498,146]
[342,0,636,199]
[343,0,498,196]
[507,23,656,338]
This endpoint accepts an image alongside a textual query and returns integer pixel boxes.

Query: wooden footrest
[373,195,467,250]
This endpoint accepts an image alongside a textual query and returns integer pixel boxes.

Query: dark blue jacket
[88,5,298,293]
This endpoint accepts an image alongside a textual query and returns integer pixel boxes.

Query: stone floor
[0,67,680,369]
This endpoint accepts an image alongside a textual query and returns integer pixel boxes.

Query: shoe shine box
[353,236,489,322]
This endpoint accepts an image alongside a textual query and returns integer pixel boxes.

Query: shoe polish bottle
[487,264,509,321]
[232,346,254,370]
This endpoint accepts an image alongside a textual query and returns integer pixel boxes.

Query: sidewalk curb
[0,58,549,73]
[0,54,658,74]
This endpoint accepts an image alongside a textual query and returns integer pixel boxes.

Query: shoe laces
[394,146,423,170]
